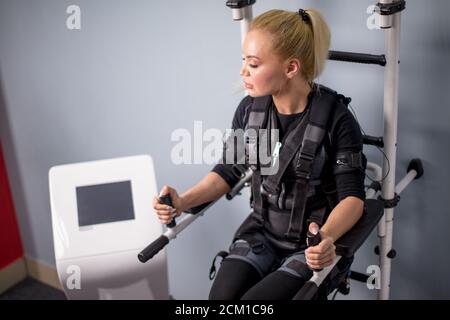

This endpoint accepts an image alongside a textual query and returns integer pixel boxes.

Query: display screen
[76,181,135,227]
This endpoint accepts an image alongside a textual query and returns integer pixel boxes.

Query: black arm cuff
[211,164,240,189]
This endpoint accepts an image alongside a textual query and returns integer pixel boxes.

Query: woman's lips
[244,82,254,89]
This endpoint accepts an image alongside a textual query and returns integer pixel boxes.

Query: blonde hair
[250,9,331,85]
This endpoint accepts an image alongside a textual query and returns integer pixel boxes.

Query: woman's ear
[285,58,301,79]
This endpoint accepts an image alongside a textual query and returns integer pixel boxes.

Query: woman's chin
[248,92,266,98]
[246,89,262,98]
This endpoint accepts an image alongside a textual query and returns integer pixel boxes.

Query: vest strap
[284,91,338,241]
[251,169,264,227]
[307,206,329,227]
[285,179,310,241]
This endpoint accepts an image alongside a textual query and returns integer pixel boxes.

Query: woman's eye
[242,58,258,68]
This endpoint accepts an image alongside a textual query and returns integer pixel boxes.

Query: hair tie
[298,9,310,22]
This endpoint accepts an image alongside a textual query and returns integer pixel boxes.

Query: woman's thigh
[209,258,261,300]
[241,253,312,300]
[241,253,355,300]
[209,232,280,300]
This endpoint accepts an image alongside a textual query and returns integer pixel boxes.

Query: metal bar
[378,0,402,301]
[239,6,252,46]
[329,50,386,66]
[395,169,417,195]
[363,134,384,147]
[165,201,217,240]
[349,270,370,283]
[366,162,383,200]
[309,256,342,286]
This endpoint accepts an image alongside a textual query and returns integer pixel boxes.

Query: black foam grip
[328,50,386,66]
[160,194,176,228]
[307,230,323,272]
[138,235,169,263]
[363,134,384,148]
[307,231,321,247]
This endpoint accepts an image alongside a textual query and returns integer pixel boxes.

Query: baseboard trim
[24,256,62,291]
[0,258,27,294]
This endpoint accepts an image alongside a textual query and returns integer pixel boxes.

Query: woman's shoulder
[314,86,363,148]
[232,95,255,129]
[237,95,255,112]
[328,104,363,150]
[314,85,353,122]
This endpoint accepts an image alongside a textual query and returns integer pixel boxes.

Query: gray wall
[1,0,449,299]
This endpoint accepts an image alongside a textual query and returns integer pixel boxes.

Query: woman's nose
[240,63,248,77]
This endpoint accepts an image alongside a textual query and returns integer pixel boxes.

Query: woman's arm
[305,196,364,270]
[153,172,230,224]
[179,172,231,212]
[320,195,364,242]
[305,183,366,269]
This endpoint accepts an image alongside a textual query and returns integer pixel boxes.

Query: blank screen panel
[76,181,135,227]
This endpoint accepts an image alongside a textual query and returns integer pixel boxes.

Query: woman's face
[240,29,288,97]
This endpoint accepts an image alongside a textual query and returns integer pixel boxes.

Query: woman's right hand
[153,185,185,225]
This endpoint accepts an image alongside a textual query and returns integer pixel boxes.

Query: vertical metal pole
[228,5,253,45]
[239,6,252,45]
[228,3,254,94]
[378,0,402,300]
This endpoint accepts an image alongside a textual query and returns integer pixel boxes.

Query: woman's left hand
[305,224,336,270]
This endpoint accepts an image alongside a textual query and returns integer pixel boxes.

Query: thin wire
[348,103,390,184]
[331,288,339,300]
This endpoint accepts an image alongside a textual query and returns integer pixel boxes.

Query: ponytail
[306,9,331,82]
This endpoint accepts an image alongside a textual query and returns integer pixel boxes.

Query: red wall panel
[0,144,23,269]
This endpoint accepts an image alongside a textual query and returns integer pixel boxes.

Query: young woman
[153,8,366,300]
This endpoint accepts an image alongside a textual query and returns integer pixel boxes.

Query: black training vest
[233,84,349,253]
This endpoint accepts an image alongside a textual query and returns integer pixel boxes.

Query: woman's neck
[272,78,312,115]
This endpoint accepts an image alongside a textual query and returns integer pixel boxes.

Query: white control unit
[49,155,169,299]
